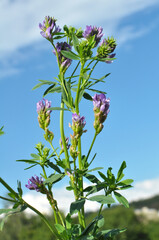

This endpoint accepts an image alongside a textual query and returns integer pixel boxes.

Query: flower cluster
[25,176,46,194]
[39,16,61,40]
[59,137,70,154]
[97,37,116,63]
[93,94,110,134]
[37,99,52,130]
[83,25,103,47]
[37,99,54,142]
[69,113,86,159]
[53,42,72,72]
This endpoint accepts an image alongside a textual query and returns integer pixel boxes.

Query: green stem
[75,62,84,112]
[57,210,65,227]
[74,62,86,228]
[60,101,70,169]
[24,200,56,235]
[86,60,98,83]
[52,42,60,69]
[42,166,47,179]
[41,167,59,225]
[48,140,59,159]
[93,203,104,235]
[68,61,80,84]
[85,131,97,163]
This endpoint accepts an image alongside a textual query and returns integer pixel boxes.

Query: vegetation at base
[0,205,159,240]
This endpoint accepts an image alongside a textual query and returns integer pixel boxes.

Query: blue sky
[0,0,159,211]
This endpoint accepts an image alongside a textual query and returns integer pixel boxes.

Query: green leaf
[66,186,74,191]
[43,84,57,97]
[54,224,66,234]
[0,126,4,136]
[117,161,127,182]
[84,184,105,197]
[72,33,79,52]
[84,173,100,184]
[48,107,69,111]
[98,171,108,182]
[16,159,39,164]
[79,215,103,238]
[98,57,116,62]
[83,92,93,101]
[32,80,57,90]
[117,185,133,190]
[79,218,97,237]
[24,164,38,170]
[87,167,103,173]
[30,153,40,159]
[65,214,72,229]
[96,228,126,239]
[0,196,15,202]
[0,178,19,199]
[17,181,23,197]
[87,88,106,94]
[61,50,80,60]
[119,179,134,185]
[91,73,111,82]
[47,161,62,173]
[70,198,85,215]
[114,191,129,208]
[88,195,115,204]
[44,174,64,185]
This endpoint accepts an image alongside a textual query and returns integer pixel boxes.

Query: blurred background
[0,0,159,239]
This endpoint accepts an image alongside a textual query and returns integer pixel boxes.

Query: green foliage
[0,206,157,240]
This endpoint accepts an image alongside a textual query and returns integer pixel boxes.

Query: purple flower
[59,137,70,150]
[105,53,116,64]
[70,113,86,139]
[83,25,103,47]
[93,94,110,134]
[53,42,72,70]
[37,99,52,130]
[37,99,52,114]
[39,16,61,40]
[25,176,46,193]
[93,94,110,116]
[72,113,86,128]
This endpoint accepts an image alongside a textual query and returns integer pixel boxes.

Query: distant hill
[130,195,159,210]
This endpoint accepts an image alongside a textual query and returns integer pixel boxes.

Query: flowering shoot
[93,93,110,134]
[39,16,61,40]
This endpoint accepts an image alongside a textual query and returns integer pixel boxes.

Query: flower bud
[83,25,103,47]
[53,42,72,72]
[97,37,116,63]
[70,113,86,138]
[92,93,110,134]
[44,129,54,142]
[59,137,70,154]
[69,113,86,159]
[37,99,52,130]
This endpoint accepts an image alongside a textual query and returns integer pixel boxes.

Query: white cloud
[123,177,159,202]
[23,183,99,216]
[0,0,159,53]
[0,0,159,78]
[23,177,159,216]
